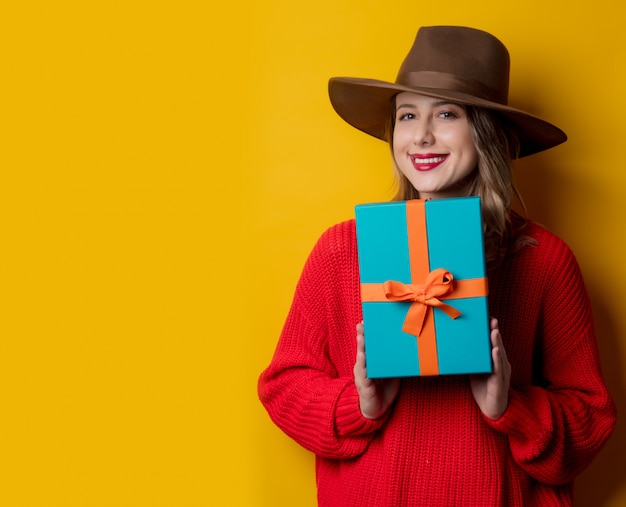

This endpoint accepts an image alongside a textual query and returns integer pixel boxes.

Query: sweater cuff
[482,389,542,440]
[334,382,388,437]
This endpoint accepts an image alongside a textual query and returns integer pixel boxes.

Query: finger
[490,325,511,383]
[490,324,509,365]
[490,317,499,331]
[355,322,367,372]
[491,328,500,348]
[491,341,500,377]
[356,322,365,354]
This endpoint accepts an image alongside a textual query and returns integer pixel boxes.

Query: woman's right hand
[354,321,401,419]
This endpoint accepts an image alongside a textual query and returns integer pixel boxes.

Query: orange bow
[382,268,461,337]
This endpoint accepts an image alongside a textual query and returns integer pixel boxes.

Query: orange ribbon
[382,268,461,337]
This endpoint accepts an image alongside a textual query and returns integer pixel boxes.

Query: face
[392,92,478,200]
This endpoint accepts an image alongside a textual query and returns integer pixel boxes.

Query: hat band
[396,71,507,105]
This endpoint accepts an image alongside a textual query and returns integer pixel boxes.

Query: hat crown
[396,26,510,105]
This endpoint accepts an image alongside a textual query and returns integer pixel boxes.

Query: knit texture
[258,216,616,507]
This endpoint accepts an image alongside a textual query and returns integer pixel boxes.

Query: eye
[397,112,415,121]
[438,110,459,119]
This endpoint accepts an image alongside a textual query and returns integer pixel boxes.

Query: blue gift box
[355,197,492,378]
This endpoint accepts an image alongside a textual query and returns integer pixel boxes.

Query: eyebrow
[396,101,462,110]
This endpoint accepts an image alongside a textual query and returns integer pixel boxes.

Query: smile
[410,154,448,171]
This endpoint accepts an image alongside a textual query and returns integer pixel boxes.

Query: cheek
[392,127,410,157]
[442,129,477,161]
[457,128,477,153]
[464,136,479,166]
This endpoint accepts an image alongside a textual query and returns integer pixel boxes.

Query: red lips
[410,153,448,172]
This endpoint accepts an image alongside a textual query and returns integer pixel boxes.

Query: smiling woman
[258,25,616,507]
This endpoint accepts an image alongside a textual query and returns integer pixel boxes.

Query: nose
[413,119,435,146]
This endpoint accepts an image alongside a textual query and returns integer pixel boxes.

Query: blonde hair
[388,100,524,269]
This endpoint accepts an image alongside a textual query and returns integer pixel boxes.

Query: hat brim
[328,77,567,158]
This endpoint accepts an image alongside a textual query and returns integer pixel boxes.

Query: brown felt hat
[328,26,567,157]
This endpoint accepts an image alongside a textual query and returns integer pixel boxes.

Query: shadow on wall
[513,155,625,507]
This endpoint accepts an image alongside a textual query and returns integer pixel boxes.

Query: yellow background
[1,1,624,506]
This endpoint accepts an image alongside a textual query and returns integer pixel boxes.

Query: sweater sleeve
[258,223,387,459]
[485,236,616,485]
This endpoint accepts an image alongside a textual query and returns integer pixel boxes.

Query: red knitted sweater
[258,216,616,507]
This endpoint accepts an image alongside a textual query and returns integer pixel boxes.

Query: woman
[258,26,616,506]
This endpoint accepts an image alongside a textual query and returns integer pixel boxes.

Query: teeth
[414,156,445,164]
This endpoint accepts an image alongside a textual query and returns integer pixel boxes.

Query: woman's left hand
[470,318,511,420]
